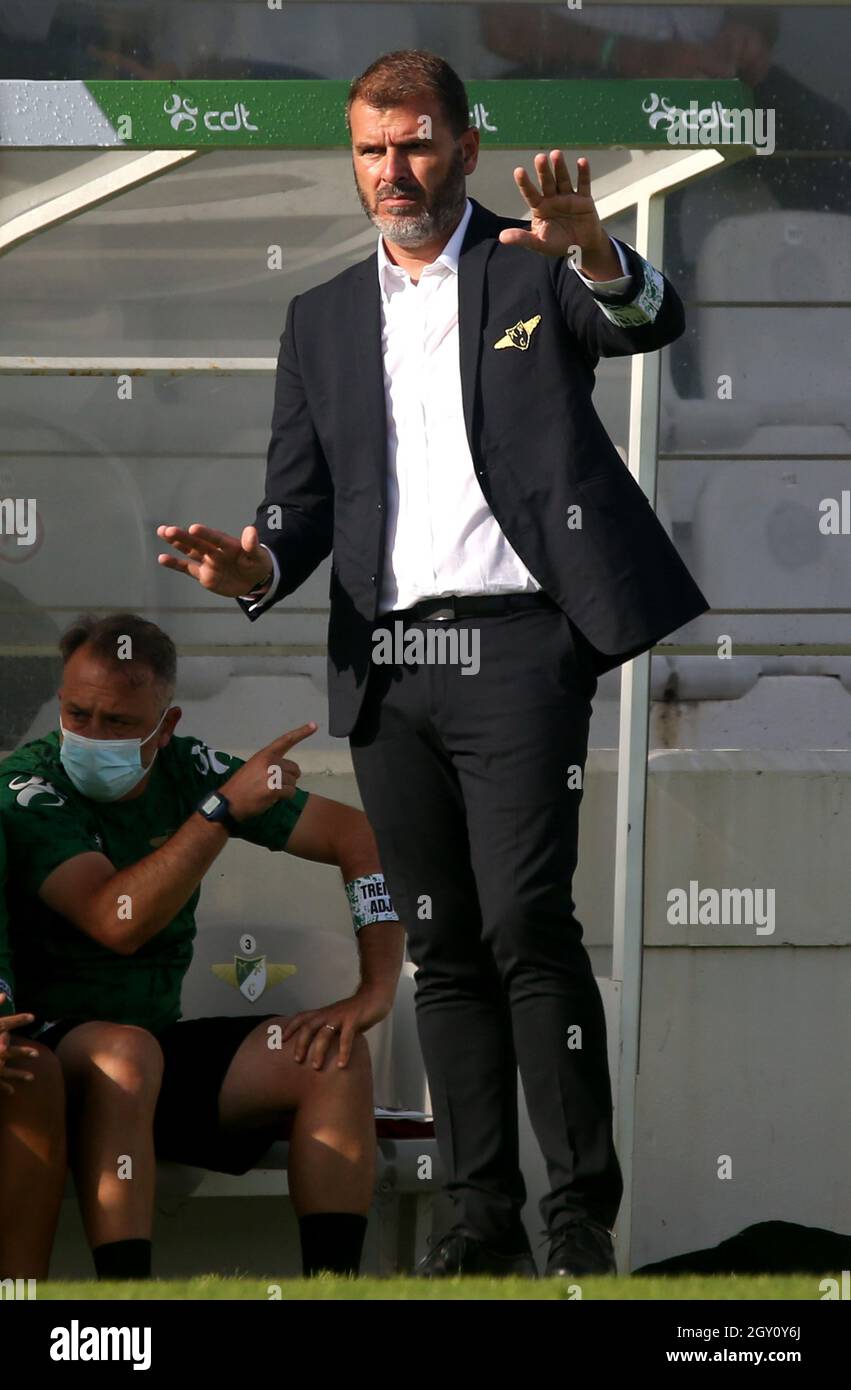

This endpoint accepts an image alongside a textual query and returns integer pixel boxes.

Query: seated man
[0,824,66,1280]
[0,612,405,1282]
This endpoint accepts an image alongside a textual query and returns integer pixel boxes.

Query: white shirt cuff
[570,236,632,295]
[588,241,667,329]
[241,543,280,613]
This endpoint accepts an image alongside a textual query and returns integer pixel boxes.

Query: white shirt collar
[377,197,474,302]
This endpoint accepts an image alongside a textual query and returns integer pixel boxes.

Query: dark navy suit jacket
[239,197,709,736]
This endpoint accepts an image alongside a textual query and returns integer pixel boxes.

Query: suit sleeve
[553,237,685,361]
[237,292,334,623]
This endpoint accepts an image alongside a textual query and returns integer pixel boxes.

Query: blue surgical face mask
[59,709,168,802]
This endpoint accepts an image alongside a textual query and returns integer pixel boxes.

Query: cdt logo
[50,1321,152,1371]
[164,94,199,131]
[164,93,259,134]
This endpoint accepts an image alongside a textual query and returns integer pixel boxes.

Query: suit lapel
[347,252,387,501]
[457,198,500,461]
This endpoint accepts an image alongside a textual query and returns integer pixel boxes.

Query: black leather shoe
[414,1228,538,1278]
[545,1219,617,1277]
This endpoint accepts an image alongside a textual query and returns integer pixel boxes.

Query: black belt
[381,592,558,622]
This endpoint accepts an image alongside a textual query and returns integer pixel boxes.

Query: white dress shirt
[245,201,632,614]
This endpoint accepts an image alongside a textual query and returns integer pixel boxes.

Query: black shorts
[29,1014,288,1176]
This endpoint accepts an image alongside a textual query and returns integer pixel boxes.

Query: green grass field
[34,1274,827,1300]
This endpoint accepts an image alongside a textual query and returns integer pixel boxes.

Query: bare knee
[345,1032,372,1072]
[57,1021,163,1106]
[312,1031,373,1089]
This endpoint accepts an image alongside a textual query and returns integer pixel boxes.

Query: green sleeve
[0,824,17,1016]
[179,738,309,852]
[231,784,309,851]
[0,771,103,898]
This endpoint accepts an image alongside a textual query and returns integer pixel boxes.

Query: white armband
[345,873,400,934]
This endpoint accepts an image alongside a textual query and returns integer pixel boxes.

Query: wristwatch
[196,790,240,834]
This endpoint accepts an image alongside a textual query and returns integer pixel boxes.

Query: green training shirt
[0,731,308,1034]
[0,825,16,1018]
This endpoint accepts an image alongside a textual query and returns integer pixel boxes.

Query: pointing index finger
[273,722,318,755]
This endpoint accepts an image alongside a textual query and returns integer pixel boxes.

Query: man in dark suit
[158,49,709,1278]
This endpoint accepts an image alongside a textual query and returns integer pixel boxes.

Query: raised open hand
[157,523,272,598]
[499,152,621,279]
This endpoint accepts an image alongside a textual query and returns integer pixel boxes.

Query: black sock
[92,1239,152,1281]
[298,1213,368,1277]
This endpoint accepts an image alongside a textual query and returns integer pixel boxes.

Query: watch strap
[196,790,240,834]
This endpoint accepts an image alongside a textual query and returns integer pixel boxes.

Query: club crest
[494,314,541,351]
[212,933,296,1002]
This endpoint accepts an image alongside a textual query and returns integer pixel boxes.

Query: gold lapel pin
[494,315,541,351]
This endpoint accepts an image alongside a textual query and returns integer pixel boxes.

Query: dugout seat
[59,937,441,1275]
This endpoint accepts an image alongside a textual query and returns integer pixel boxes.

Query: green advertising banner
[0,79,756,150]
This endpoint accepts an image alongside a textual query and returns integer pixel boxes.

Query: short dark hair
[59,613,177,700]
[346,49,471,140]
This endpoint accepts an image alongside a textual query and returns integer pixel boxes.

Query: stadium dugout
[1,63,783,1276]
